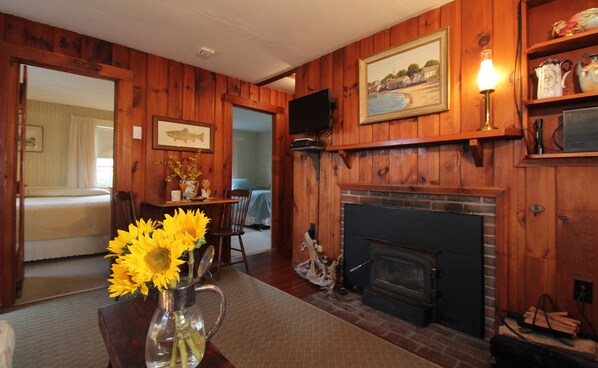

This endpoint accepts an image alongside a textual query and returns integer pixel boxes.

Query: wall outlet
[574,279,593,303]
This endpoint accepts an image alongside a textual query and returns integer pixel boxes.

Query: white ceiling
[26,66,115,111]
[1,0,451,93]
[233,107,272,133]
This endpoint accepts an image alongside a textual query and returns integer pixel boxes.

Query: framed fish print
[152,116,214,153]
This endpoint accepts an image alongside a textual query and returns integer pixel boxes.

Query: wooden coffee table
[98,294,233,368]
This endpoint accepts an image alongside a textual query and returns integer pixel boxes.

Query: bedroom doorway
[16,65,115,303]
[232,106,273,256]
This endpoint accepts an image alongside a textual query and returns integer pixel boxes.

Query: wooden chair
[210,189,252,280]
[112,191,137,238]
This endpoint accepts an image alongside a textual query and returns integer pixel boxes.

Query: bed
[19,187,111,261]
[232,178,271,228]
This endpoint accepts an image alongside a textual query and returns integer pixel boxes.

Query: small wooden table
[141,198,240,263]
[141,198,239,219]
[98,295,234,368]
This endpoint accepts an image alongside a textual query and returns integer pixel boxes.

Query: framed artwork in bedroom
[25,125,43,152]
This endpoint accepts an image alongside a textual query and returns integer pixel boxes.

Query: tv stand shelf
[325,128,523,168]
[292,146,324,180]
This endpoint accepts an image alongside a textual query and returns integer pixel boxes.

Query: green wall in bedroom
[232,129,272,189]
[24,100,113,187]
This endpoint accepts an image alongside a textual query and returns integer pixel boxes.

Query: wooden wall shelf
[518,152,598,167]
[525,91,598,108]
[325,128,523,168]
[292,146,324,180]
[526,28,598,59]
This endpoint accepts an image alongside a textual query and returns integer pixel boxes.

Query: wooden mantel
[325,128,523,168]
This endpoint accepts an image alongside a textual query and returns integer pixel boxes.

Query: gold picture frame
[359,27,449,124]
[152,116,214,153]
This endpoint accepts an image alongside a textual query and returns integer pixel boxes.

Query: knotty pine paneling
[0,12,293,307]
[556,167,598,328]
[53,28,81,57]
[290,0,598,333]
[438,0,461,186]
[389,19,419,185]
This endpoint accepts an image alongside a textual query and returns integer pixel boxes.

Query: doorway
[231,106,273,256]
[16,65,115,304]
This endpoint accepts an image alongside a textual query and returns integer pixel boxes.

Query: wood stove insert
[343,203,485,337]
[362,238,439,327]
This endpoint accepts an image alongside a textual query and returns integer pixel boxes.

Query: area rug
[199,270,439,367]
[2,269,439,368]
[16,254,110,305]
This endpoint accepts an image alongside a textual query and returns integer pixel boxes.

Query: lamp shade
[477,49,498,92]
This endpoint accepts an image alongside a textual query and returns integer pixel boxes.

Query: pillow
[26,187,111,197]
[232,178,256,190]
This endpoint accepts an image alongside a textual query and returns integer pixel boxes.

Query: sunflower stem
[169,337,178,367]
[187,251,195,284]
[178,337,188,368]
[185,335,203,363]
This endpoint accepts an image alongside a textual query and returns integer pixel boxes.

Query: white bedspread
[23,195,110,241]
[17,187,111,261]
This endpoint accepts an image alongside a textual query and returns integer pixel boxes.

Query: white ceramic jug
[535,58,573,99]
[577,53,598,93]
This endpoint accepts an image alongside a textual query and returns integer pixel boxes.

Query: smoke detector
[197,47,215,59]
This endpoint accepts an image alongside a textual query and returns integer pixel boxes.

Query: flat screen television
[288,89,333,135]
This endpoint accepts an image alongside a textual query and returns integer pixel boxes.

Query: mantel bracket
[338,150,353,169]
[469,139,484,167]
[306,151,320,180]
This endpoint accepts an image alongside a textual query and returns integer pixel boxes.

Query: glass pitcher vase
[145,281,225,368]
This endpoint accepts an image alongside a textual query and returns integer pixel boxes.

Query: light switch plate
[133,126,142,140]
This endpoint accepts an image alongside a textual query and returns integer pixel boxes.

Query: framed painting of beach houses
[359,28,449,124]
[152,116,214,153]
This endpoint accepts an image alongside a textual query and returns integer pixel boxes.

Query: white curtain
[67,116,97,188]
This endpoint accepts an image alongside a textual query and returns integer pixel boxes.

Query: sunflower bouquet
[106,208,211,367]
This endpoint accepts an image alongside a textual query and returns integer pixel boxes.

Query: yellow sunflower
[123,229,187,291]
[162,208,210,251]
[107,259,149,297]
[106,218,159,257]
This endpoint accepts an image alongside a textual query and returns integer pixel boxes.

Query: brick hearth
[303,290,492,368]
[305,186,504,368]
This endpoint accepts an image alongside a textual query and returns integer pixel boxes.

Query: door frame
[0,41,133,308]
[222,94,291,251]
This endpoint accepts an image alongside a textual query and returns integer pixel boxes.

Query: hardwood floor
[231,249,321,299]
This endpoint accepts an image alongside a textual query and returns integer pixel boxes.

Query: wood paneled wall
[0,13,293,307]
[291,0,598,333]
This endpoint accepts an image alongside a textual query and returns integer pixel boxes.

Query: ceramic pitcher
[577,53,598,93]
[535,58,573,99]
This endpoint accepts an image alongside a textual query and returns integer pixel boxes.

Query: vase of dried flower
[180,180,199,200]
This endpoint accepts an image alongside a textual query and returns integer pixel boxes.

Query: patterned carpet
[2,269,439,368]
[17,254,110,305]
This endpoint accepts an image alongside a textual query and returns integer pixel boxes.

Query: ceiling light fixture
[197,47,215,59]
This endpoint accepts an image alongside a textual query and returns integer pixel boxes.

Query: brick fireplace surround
[305,184,507,368]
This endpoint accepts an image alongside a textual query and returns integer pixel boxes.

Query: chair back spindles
[228,190,251,234]
[210,189,252,279]
[112,191,137,237]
